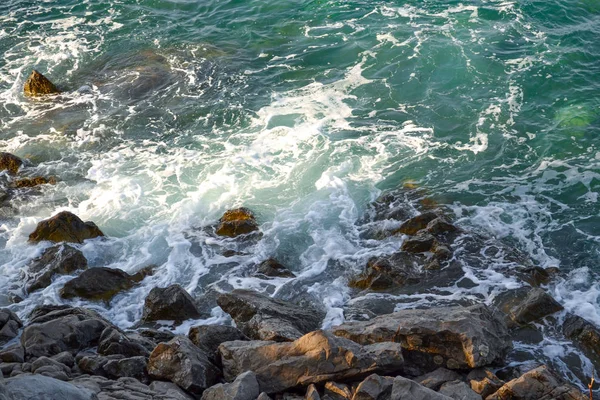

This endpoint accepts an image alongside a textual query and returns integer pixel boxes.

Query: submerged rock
[255,259,296,278]
[25,244,88,293]
[218,330,404,394]
[60,266,150,301]
[0,309,23,346]
[141,284,203,324]
[217,289,325,342]
[216,208,259,237]
[23,70,61,96]
[333,304,512,371]
[0,153,23,175]
[28,211,104,244]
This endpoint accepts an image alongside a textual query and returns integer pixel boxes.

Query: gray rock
[486,365,587,400]
[494,288,563,326]
[5,374,97,400]
[466,369,503,398]
[333,304,511,371]
[141,285,203,324]
[77,354,111,376]
[51,351,75,368]
[306,384,321,400]
[60,267,147,302]
[201,371,259,400]
[416,368,462,391]
[390,376,452,400]
[563,313,600,365]
[97,327,150,357]
[438,381,481,400]
[31,356,71,376]
[0,309,23,345]
[0,345,24,363]
[20,307,111,358]
[149,381,195,400]
[217,289,325,342]
[352,374,394,400]
[25,244,87,293]
[147,336,220,394]
[257,393,272,400]
[103,356,147,380]
[256,259,296,278]
[219,330,404,394]
[188,325,247,363]
[348,253,423,291]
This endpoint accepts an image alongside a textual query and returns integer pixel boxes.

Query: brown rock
[394,212,439,236]
[0,152,23,175]
[216,208,259,237]
[60,267,142,301]
[401,233,436,253]
[349,253,421,291]
[23,70,60,96]
[256,259,295,278]
[29,211,104,244]
[467,369,504,398]
[15,176,57,188]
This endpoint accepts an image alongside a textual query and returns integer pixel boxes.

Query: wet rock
[216,208,259,238]
[352,374,394,400]
[395,212,439,236]
[516,266,558,287]
[217,289,325,342]
[0,345,24,363]
[14,176,56,188]
[60,267,145,301]
[103,356,147,380]
[391,376,452,399]
[333,304,512,371]
[25,244,87,293]
[0,153,23,175]
[23,70,60,96]
[141,284,203,324]
[0,309,23,345]
[21,306,111,358]
[28,211,104,244]
[486,365,587,400]
[188,325,247,363]
[5,374,96,400]
[467,369,504,398]
[563,314,600,365]
[416,368,462,391]
[147,336,220,394]
[439,381,481,400]
[201,370,260,400]
[255,259,296,278]
[324,381,352,399]
[426,218,458,235]
[218,330,404,393]
[493,287,563,327]
[349,253,422,291]
[97,327,150,357]
[401,233,436,253]
[306,384,321,400]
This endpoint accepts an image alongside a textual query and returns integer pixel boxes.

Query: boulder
[349,253,422,291]
[97,327,150,357]
[486,365,587,400]
[60,267,147,301]
[28,211,104,244]
[494,288,563,326]
[23,70,61,96]
[467,369,504,398]
[0,345,24,363]
[218,330,405,394]
[426,218,458,235]
[401,233,436,253]
[215,208,259,237]
[394,212,439,236]
[416,368,462,391]
[25,244,87,293]
[5,374,96,400]
[0,309,23,345]
[141,284,202,324]
[149,381,195,400]
[333,304,512,371]
[14,176,56,188]
[306,384,321,400]
[217,289,324,342]
[438,381,482,400]
[188,325,247,363]
[390,376,453,400]
[103,356,147,380]
[201,370,260,400]
[255,259,295,278]
[563,314,600,365]
[0,153,23,175]
[352,374,394,400]
[147,336,220,394]
[20,306,111,358]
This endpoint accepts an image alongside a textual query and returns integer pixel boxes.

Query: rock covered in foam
[28,211,104,244]
[25,244,87,293]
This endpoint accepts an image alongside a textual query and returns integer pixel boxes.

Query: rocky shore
[0,73,597,399]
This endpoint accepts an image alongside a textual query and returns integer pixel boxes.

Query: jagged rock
[103,356,147,380]
[416,368,462,391]
[218,330,405,394]
[390,376,452,399]
[517,266,558,287]
[141,284,202,324]
[23,70,60,96]
[14,176,56,188]
[60,267,149,301]
[147,336,220,394]
[217,289,324,342]
[0,345,24,363]
[439,381,481,400]
[5,374,96,400]
[0,153,23,175]
[77,354,111,376]
[395,212,439,236]
[352,374,394,400]
[467,369,504,398]
[149,381,195,400]
[188,325,247,363]
[97,327,150,357]
[0,309,23,345]
[201,371,260,400]
[349,253,422,291]
[333,304,511,371]
[216,208,259,237]
[401,233,436,253]
[306,384,321,400]
[563,314,600,365]
[324,381,352,399]
[20,306,111,358]
[28,211,104,244]
[486,365,587,400]
[255,259,295,278]
[493,287,563,326]
[25,244,87,293]
[426,218,458,235]
[31,356,72,377]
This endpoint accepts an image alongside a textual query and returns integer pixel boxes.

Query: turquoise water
[2,0,600,389]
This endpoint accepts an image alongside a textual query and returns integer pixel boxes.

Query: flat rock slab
[333,304,512,371]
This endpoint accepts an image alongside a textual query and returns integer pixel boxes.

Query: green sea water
[1,0,600,389]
